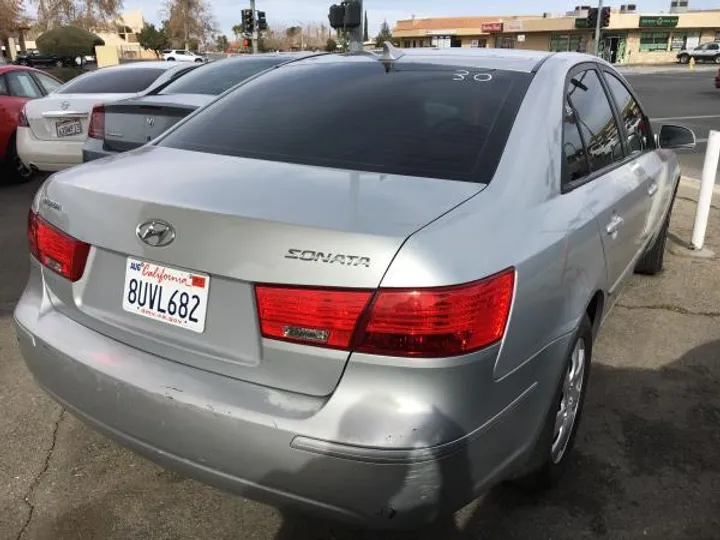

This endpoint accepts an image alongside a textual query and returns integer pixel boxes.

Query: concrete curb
[680,176,720,194]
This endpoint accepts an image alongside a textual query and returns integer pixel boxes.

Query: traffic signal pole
[349,0,363,52]
[593,0,603,58]
[250,0,258,54]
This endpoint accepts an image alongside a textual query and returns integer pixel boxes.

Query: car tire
[55,59,63,68]
[714,55,720,65]
[194,58,203,63]
[167,57,175,61]
[635,181,678,275]
[3,133,33,185]
[679,54,690,64]
[511,315,593,492]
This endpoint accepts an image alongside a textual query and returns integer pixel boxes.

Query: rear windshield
[58,67,166,94]
[159,58,287,96]
[158,60,531,183]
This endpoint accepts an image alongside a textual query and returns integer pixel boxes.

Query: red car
[716,68,720,88]
[0,65,63,184]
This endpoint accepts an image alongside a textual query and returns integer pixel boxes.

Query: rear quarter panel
[0,95,29,159]
[381,55,609,382]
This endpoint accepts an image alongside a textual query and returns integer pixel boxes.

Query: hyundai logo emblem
[145,116,155,127]
[60,101,70,111]
[136,220,175,247]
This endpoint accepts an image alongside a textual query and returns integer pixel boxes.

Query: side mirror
[658,124,696,151]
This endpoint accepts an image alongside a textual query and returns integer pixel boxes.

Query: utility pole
[348,0,363,52]
[250,0,258,54]
[593,0,603,58]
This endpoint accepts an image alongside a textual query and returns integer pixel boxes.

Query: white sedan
[17,61,196,172]
[162,50,207,63]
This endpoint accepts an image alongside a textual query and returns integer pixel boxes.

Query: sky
[122,0,720,39]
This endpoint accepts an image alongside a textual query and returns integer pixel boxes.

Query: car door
[562,65,649,299]
[0,73,33,158]
[602,69,670,247]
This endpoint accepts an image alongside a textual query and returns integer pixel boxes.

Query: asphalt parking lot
[2,67,720,540]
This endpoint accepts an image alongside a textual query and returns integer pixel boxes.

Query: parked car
[0,65,62,184]
[17,61,197,173]
[83,53,323,162]
[677,41,720,64]
[162,49,207,63]
[15,47,695,528]
[15,50,75,68]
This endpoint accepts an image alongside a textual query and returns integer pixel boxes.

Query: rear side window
[160,59,285,96]
[563,100,590,182]
[159,61,532,183]
[7,71,43,98]
[57,68,166,94]
[566,69,624,173]
[603,71,654,154]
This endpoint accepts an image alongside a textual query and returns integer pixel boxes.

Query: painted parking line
[651,114,720,122]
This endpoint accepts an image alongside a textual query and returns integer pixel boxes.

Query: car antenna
[380,41,405,62]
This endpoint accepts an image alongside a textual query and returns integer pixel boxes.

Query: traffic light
[601,6,611,28]
[328,1,362,30]
[242,8,254,34]
[243,38,249,48]
[587,7,598,28]
[257,11,268,32]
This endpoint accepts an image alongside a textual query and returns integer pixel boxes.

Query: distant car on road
[83,52,323,162]
[15,50,75,68]
[15,47,696,528]
[17,61,197,173]
[677,41,720,64]
[162,49,207,63]
[0,65,62,184]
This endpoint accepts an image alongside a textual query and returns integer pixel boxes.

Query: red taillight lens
[28,211,90,282]
[88,105,105,139]
[18,107,29,127]
[356,270,515,357]
[256,286,372,349]
[254,268,515,358]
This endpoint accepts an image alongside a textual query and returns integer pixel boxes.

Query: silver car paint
[14,50,679,527]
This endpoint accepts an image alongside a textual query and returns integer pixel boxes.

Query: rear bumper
[16,126,83,172]
[82,138,116,163]
[14,261,571,527]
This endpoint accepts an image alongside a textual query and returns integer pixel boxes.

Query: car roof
[0,64,52,75]
[292,48,554,73]
[107,61,180,71]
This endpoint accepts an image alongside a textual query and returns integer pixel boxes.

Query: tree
[36,25,104,58]
[0,0,24,39]
[231,23,243,41]
[363,10,368,42]
[138,23,168,58]
[163,0,217,50]
[325,37,337,52]
[215,33,228,52]
[374,19,397,48]
[35,0,124,31]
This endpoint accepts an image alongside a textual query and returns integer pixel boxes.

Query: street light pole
[250,0,258,54]
[348,0,363,52]
[593,0,604,58]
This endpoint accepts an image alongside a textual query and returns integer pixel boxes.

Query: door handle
[647,182,659,197]
[605,215,624,236]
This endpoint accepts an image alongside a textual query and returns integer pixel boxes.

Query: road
[623,66,720,181]
[2,70,720,540]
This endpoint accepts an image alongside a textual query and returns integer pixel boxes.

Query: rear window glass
[58,67,166,94]
[158,61,531,183]
[159,58,286,96]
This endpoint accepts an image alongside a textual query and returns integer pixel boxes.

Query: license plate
[56,119,83,137]
[122,259,210,333]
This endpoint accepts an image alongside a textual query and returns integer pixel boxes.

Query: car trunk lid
[37,146,484,396]
[26,93,133,142]
[101,94,212,152]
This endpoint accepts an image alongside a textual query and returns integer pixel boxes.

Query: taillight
[254,268,515,358]
[27,210,90,282]
[256,286,373,349]
[88,105,105,139]
[18,107,29,127]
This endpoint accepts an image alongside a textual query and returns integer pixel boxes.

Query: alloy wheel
[551,337,586,464]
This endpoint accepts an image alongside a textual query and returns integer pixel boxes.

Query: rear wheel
[513,315,592,491]
[679,54,690,64]
[55,59,63,68]
[2,133,33,185]
[714,55,720,65]
[166,57,175,61]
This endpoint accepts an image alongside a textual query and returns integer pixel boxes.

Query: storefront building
[393,8,720,65]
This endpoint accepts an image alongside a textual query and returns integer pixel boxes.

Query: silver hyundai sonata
[14,46,694,528]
